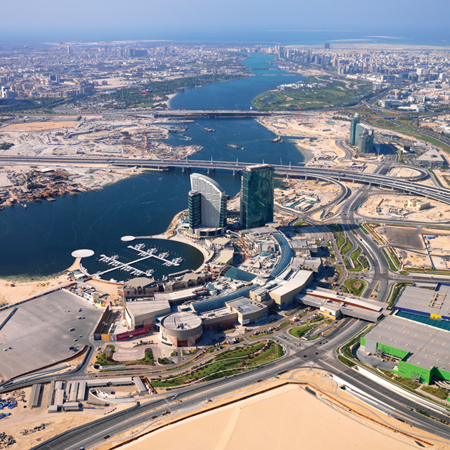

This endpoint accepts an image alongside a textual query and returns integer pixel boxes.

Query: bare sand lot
[118,384,428,450]
[0,275,70,306]
[2,122,76,132]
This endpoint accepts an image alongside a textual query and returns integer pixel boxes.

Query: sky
[1,0,449,44]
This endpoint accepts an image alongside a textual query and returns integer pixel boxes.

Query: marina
[0,53,304,278]
[94,244,184,279]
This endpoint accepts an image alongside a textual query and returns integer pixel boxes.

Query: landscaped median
[151,341,284,388]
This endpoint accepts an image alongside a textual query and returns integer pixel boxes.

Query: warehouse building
[160,312,203,347]
[361,315,450,385]
[125,300,171,329]
[225,297,268,325]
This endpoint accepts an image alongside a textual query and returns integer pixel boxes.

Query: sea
[1,29,449,48]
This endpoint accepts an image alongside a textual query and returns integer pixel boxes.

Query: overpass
[1,155,448,205]
[124,109,301,119]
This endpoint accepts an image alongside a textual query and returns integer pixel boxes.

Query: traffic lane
[49,357,306,450]
[319,359,450,440]
[33,352,307,450]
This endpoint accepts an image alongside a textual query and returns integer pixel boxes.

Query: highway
[6,118,450,447]
[4,156,450,208]
[30,318,450,450]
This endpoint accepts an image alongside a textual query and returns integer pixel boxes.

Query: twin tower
[188,164,274,238]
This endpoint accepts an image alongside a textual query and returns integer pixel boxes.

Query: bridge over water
[130,110,300,119]
[1,155,447,206]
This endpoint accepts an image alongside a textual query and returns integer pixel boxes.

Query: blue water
[170,53,303,110]
[165,118,305,166]
[0,54,306,278]
[2,28,450,48]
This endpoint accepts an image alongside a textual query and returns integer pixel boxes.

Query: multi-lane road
[3,134,450,447]
[5,155,450,207]
[30,318,450,450]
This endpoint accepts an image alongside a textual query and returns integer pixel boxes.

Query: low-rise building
[415,148,447,167]
[123,277,156,299]
[200,307,238,330]
[225,297,268,325]
[160,312,203,347]
[361,315,450,385]
[269,270,313,308]
[125,300,171,329]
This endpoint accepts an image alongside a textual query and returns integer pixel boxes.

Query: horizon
[1,0,450,47]
[2,27,450,48]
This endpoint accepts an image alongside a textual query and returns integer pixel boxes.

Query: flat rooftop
[200,307,236,320]
[301,289,382,312]
[161,312,202,331]
[226,297,267,315]
[395,284,450,319]
[154,287,199,302]
[297,294,382,322]
[363,315,450,372]
[126,300,170,316]
[0,289,102,381]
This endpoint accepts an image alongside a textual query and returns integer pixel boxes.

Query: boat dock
[96,244,183,278]
[97,253,155,277]
[127,244,183,267]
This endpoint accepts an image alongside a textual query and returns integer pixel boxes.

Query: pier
[95,244,183,278]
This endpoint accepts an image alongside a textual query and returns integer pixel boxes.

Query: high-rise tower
[349,113,360,145]
[188,173,227,238]
[240,165,274,230]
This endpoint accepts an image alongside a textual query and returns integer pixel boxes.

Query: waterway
[170,53,303,110]
[0,54,306,279]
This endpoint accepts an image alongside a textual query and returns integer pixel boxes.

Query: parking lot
[0,289,102,381]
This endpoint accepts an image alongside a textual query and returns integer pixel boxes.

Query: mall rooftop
[395,283,450,321]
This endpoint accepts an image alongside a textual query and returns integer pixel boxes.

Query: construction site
[0,116,202,206]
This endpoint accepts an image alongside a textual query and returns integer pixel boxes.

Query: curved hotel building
[188,173,227,238]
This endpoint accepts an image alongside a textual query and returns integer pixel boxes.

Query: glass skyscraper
[188,173,227,237]
[349,113,360,145]
[354,123,374,153]
[359,128,374,154]
[240,164,274,230]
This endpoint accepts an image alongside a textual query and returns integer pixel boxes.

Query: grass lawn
[341,238,353,254]
[152,341,283,387]
[421,385,449,400]
[344,278,367,296]
[253,78,373,111]
[289,325,316,339]
[95,345,118,366]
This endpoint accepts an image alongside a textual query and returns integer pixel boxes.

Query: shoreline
[293,140,314,164]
